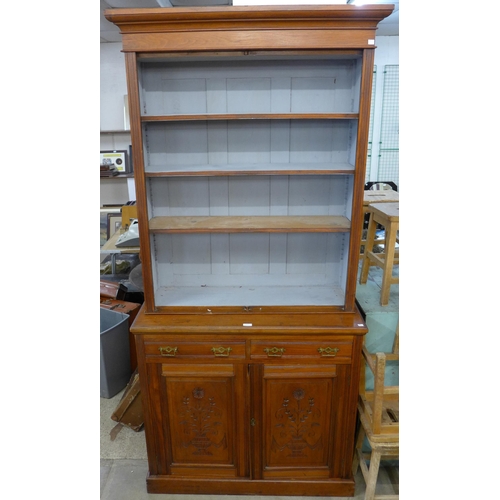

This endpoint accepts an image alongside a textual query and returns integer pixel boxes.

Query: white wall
[374,36,399,67]
[100,43,127,132]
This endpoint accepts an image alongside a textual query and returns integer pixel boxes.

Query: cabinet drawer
[250,338,352,361]
[143,339,246,359]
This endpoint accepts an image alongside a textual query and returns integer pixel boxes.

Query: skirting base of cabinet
[146,475,356,496]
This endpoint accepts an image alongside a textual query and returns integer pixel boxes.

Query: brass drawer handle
[159,346,178,357]
[317,347,340,357]
[264,347,285,357]
[211,346,232,357]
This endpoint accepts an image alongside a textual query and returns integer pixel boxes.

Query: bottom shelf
[154,285,345,307]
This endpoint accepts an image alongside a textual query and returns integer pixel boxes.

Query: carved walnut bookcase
[105,4,393,495]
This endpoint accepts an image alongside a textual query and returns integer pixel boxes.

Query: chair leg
[360,211,377,284]
[364,449,382,500]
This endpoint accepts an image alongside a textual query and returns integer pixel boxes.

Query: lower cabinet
[134,314,366,496]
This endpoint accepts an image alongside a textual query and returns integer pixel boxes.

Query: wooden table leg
[380,220,398,306]
[360,211,377,284]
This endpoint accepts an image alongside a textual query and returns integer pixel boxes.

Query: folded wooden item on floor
[100,279,128,299]
[111,369,143,432]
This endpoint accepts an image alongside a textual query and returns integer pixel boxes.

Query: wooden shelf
[100,173,134,179]
[100,130,131,134]
[145,162,355,176]
[141,113,359,122]
[154,284,346,307]
[149,215,350,233]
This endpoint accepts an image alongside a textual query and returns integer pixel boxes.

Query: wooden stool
[359,202,399,306]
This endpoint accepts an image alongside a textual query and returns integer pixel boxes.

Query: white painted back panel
[140,58,361,115]
[144,120,357,173]
[148,175,351,218]
[152,232,348,306]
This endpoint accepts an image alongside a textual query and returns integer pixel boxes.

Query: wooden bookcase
[105,5,393,496]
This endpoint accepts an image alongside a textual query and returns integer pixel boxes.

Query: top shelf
[141,113,359,122]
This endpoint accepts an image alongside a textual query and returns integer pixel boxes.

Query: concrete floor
[100,260,399,499]
[100,457,398,500]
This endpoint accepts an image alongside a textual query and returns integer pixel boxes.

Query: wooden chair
[359,202,399,306]
[353,323,399,500]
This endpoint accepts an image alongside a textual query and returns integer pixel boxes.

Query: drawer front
[143,339,246,359]
[250,338,352,361]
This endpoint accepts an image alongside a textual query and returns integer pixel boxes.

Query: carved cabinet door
[157,362,249,478]
[250,363,342,480]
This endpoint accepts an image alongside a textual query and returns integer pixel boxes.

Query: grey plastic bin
[100,308,131,398]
